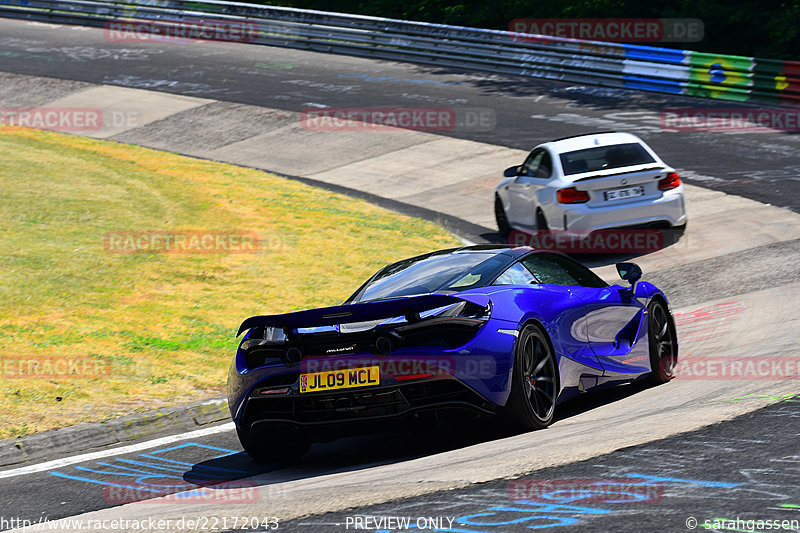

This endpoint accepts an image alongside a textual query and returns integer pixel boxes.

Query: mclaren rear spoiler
[237,293,489,336]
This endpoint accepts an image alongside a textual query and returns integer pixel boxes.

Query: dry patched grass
[0,126,460,438]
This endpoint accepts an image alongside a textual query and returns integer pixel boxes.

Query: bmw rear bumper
[559,188,687,233]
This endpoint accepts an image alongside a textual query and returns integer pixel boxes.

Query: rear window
[348,253,510,303]
[560,142,656,175]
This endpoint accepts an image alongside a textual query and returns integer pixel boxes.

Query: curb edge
[0,397,229,468]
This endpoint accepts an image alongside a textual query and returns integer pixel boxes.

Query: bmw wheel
[535,209,549,231]
[495,195,511,236]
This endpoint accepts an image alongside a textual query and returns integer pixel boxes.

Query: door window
[492,262,536,285]
[520,150,544,177]
[521,253,608,288]
[520,149,552,178]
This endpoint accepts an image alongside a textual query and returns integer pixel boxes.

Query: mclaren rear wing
[237,293,490,336]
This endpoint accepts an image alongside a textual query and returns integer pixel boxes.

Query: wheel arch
[645,291,680,373]
[646,290,674,328]
[513,317,562,393]
[495,188,511,211]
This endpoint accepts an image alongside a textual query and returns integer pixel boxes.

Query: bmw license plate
[299,366,379,393]
[604,185,645,202]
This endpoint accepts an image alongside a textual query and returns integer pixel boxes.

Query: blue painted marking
[507,502,611,514]
[73,465,149,477]
[622,76,684,94]
[146,442,239,460]
[49,442,244,491]
[623,474,740,487]
[49,472,163,492]
[139,454,250,474]
[74,463,187,488]
[624,44,688,64]
[130,474,189,488]
[370,475,741,532]
[524,517,581,529]
[458,511,543,526]
[93,461,183,478]
[538,489,651,504]
[375,524,488,533]
[113,458,188,473]
[137,453,249,474]
[135,454,198,466]
[375,518,497,533]
[458,511,580,527]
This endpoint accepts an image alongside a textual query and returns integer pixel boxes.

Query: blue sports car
[228,245,678,462]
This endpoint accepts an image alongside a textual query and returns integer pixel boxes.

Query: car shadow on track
[481,224,688,269]
[182,382,660,490]
[554,380,655,422]
[182,418,499,489]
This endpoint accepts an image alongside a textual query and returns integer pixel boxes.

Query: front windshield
[349,252,509,303]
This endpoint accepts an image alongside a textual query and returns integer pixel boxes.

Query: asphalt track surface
[0,17,799,533]
[2,393,798,531]
[0,19,798,212]
[274,396,800,533]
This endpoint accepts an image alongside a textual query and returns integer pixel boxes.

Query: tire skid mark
[674,301,745,355]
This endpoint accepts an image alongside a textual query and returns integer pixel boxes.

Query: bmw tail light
[556,187,590,204]
[658,172,681,191]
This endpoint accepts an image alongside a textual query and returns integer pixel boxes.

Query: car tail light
[658,172,681,191]
[395,373,434,382]
[556,187,590,204]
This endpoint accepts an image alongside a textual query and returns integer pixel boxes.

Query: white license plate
[604,186,645,202]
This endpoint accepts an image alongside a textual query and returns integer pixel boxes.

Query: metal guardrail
[1,0,798,107]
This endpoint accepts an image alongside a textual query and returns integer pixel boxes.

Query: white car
[495,132,687,236]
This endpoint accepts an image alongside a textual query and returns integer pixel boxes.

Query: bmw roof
[542,131,645,153]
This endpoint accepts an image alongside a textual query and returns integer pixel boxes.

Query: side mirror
[504,165,520,178]
[616,262,642,285]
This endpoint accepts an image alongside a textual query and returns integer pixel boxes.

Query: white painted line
[0,422,235,479]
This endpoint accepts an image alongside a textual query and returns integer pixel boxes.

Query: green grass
[0,126,460,438]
